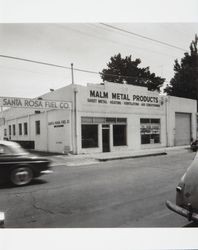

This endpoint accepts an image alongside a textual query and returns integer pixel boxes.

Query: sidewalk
[50,145,191,167]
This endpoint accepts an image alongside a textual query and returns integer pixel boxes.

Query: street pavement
[0,147,197,228]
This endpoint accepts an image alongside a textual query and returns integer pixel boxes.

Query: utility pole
[71,63,78,154]
[71,63,74,85]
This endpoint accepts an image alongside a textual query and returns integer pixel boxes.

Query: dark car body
[0,140,51,186]
[166,152,198,222]
[191,139,198,152]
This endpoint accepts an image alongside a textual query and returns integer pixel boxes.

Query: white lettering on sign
[0,97,71,109]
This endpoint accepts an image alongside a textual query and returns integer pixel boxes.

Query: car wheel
[10,167,33,186]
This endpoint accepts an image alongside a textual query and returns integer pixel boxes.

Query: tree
[100,53,165,92]
[164,35,198,100]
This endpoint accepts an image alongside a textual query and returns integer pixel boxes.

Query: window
[9,125,11,136]
[81,124,98,148]
[12,124,16,136]
[113,125,127,146]
[35,120,40,135]
[4,129,7,136]
[140,118,160,144]
[19,123,22,135]
[24,122,28,135]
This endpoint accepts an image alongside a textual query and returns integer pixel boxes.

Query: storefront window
[82,124,98,148]
[140,118,160,144]
[113,125,127,146]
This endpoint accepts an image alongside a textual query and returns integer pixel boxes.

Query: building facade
[0,82,197,154]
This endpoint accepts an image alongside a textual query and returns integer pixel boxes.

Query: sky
[0,22,198,98]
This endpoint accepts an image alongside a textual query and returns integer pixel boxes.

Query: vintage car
[166,151,198,222]
[0,140,51,186]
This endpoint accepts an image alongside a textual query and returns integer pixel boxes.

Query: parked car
[190,139,198,152]
[0,140,51,186]
[166,151,198,222]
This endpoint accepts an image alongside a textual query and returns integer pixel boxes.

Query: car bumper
[40,170,53,174]
[166,200,198,222]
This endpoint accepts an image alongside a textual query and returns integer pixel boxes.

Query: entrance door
[102,125,110,152]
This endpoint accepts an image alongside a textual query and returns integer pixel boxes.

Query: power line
[87,23,179,59]
[100,23,188,52]
[0,54,169,83]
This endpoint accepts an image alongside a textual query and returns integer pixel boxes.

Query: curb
[97,152,167,162]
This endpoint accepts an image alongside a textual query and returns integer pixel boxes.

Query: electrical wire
[0,54,169,83]
[86,23,179,59]
[100,23,188,52]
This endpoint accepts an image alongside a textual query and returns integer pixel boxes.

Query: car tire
[10,167,33,186]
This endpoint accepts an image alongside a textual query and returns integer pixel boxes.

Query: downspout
[71,63,78,155]
[74,86,78,154]
[165,96,169,147]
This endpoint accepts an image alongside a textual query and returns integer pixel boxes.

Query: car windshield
[11,144,28,154]
[0,143,28,155]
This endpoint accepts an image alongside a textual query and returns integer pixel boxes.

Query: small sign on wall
[48,120,70,128]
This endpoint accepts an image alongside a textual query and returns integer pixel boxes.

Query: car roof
[0,140,20,147]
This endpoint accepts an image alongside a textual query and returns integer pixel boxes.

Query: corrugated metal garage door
[175,113,191,146]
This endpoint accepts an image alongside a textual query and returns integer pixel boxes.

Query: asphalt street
[0,149,197,228]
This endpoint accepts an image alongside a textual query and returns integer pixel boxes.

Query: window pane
[151,119,160,124]
[9,125,11,136]
[117,118,127,123]
[24,122,28,135]
[141,134,150,144]
[19,124,22,135]
[81,124,98,148]
[140,118,150,124]
[106,117,116,123]
[12,125,16,136]
[93,117,105,123]
[35,121,40,135]
[81,117,93,123]
[151,134,160,143]
[140,118,160,144]
[113,125,127,146]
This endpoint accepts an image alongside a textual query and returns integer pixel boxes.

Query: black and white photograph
[0,0,198,249]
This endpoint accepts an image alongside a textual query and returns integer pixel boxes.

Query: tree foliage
[100,53,165,92]
[164,35,198,100]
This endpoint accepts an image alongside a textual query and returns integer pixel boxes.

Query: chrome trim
[176,186,182,192]
[40,170,53,174]
[0,160,48,164]
[166,200,198,222]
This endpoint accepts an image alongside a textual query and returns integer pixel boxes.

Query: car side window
[0,144,12,155]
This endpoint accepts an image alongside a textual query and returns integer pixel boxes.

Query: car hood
[177,152,198,208]
[14,153,51,162]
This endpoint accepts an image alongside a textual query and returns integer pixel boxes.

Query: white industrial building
[0,82,197,154]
